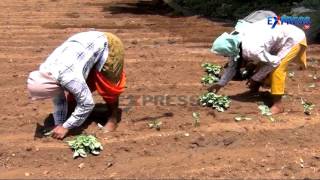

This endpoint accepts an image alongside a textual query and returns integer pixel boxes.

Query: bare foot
[270,105,284,115]
[104,120,118,132]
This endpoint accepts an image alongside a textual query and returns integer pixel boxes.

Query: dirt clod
[78,163,85,169]
[223,137,236,146]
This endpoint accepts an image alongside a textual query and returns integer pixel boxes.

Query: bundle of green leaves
[199,92,231,112]
[201,63,221,76]
[201,63,221,85]
[67,135,103,158]
[258,104,272,116]
[258,104,275,122]
[201,74,219,85]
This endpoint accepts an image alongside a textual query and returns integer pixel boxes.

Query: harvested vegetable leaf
[258,104,272,116]
[308,83,316,88]
[301,98,315,115]
[201,74,219,85]
[258,104,275,122]
[43,130,53,136]
[234,115,252,122]
[201,63,221,76]
[67,135,103,159]
[199,92,231,112]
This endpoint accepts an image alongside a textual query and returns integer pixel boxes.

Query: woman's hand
[207,84,222,93]
[52,125,69,140]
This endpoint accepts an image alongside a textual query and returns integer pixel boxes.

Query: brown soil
[0,0,320,179]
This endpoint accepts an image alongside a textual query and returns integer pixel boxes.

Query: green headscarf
[102,32,124,85]
[211,32,241,59]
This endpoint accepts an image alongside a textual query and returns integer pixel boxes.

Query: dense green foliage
[199,92,231,112]
[201,63,221,85]
[174,0,300,19]
[172,0,319,41]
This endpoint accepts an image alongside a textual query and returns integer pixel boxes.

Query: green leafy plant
[201,74,219,85]
[192,112,200,127]
[148,119,162,131]
[199,92,231,112]
[201,63,221,76]
[301,98,315,115]
[258,104,275,122]
[67,135,103,159]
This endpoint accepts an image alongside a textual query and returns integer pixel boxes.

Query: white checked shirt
[39,31,109,129]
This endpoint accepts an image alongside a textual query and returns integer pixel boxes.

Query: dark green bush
[174,0,300,19]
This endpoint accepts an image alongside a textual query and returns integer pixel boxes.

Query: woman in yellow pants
[209,19,307,114]
[267,39,307,113]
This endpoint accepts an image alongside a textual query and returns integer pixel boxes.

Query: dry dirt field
[0,0,320,179]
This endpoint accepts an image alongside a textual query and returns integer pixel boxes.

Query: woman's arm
[217,58,238,86]
[52,76,95,140]
[61,79,95,129]
[251,63,276,82]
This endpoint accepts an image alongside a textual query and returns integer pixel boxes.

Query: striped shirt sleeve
[60,77,95,129]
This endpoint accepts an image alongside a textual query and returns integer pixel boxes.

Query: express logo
[267,16,311,30]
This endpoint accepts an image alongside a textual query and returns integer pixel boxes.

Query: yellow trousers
[269,39,307,95]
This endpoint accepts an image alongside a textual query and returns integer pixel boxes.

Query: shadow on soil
[105,0,173,16]
[228,90,274,106]
[98,0,233,26]
[34,103,120,139]
[131,112,174,123]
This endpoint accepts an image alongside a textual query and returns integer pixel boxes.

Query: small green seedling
[148,119,162,131]
[234,115,252,122]
[199,92,231,112]
[201,63,221,76]
[192,112,200,127]
[67,135,103,159]
[258,104,275,122]
[301,98,315,115]
[201,74,219,85]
